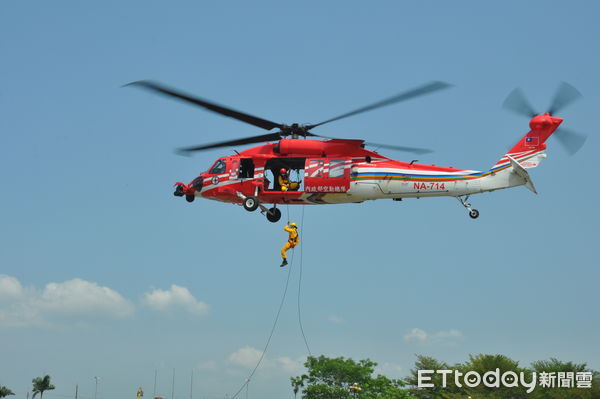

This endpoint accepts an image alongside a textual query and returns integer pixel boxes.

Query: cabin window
[329,160,345,178]
[209,159,227,174]
[307,160,324,178]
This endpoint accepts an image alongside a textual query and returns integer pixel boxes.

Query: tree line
[1,375,55,399]
[2,356,598,399]
[291,354,600,399]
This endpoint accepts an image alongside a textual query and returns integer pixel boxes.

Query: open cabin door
[304,158,351,193]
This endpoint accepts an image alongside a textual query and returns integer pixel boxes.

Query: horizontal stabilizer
[507,155,537,194]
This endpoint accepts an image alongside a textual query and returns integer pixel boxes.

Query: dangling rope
[297,205,312,356]
[231,204,312,399]
[231,238,296,399]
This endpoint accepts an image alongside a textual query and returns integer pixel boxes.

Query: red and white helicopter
[128,81,586,222]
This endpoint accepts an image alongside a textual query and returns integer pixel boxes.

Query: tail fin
[492,114,563,170]
[506,155,537,194]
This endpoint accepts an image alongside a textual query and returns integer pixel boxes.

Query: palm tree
[32,375,55,399]
[0,386,15,398]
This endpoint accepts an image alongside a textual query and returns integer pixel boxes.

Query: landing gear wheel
[469,209,479,219]
[243,196,259,212]
[186,194,195,203]
[266,207,282,223]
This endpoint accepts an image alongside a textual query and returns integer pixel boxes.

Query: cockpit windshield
[209,159,227,174]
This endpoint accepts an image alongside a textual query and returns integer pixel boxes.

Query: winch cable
[297,205,312,356]
[231,217,296,399]
[231,204,313,398]
[287,203,312,354]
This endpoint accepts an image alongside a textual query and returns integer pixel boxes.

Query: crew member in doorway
[278,168,299,191]
[280,222,300,267]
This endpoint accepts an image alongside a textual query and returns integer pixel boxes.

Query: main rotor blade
[548,82,582,115]
[176,132,283,155]
[553,127,587,155]
[306,81,451,129]
[502,88,537,118]
[363,141,433,154]
[125,80,283,131]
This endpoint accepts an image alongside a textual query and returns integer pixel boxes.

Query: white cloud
[0,275,134,328]
[404,328,463,344]
[275,356,305,374]
[228,346,263,369]
[328,315,345,324]
[0,275,24,301]
[404,328,428,342]
[142,284,209,315]
[38,278,133,317]
[226,347,306,377]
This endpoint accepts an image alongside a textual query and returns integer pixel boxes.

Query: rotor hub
[529,113,563,131]
[280,123,310,138]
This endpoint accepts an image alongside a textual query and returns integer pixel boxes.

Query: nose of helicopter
[173,175,204,200]
[191,176,204,192]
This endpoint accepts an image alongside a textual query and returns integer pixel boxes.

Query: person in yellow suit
[278,168,299,191]
[280,222,299,267]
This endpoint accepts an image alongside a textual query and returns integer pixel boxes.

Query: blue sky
[1,1,598,398]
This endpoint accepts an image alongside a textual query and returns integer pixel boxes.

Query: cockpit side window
[209,159,227,174]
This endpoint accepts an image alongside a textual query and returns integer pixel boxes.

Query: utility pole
[189,370,193,399]
[171,369,175,399]
[94,376,100,399]
[153,369,158,399]
[75,384,78,399]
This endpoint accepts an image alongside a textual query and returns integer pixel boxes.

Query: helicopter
[127,80,586,222]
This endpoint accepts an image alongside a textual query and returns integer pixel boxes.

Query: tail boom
[492,113,563,170]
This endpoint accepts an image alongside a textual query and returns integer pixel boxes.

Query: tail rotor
[553,127,587,155]
[502,87,537,118]
[502,82,587,155]
[548,82,582,115]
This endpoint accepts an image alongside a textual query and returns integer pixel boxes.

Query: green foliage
[291,355,414,399]
[291,354,600,399]
[530,358,587,374]
[528,359,600,399]
[0,386,15,399]
[32,375,55,399]
[405,355,452,398]
[404,354,600,399]
[455,354,530,399]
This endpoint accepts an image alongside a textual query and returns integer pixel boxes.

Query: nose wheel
[243,196,259,212]
[457,196,479,219]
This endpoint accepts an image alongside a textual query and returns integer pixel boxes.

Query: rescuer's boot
[280,259,288,267]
